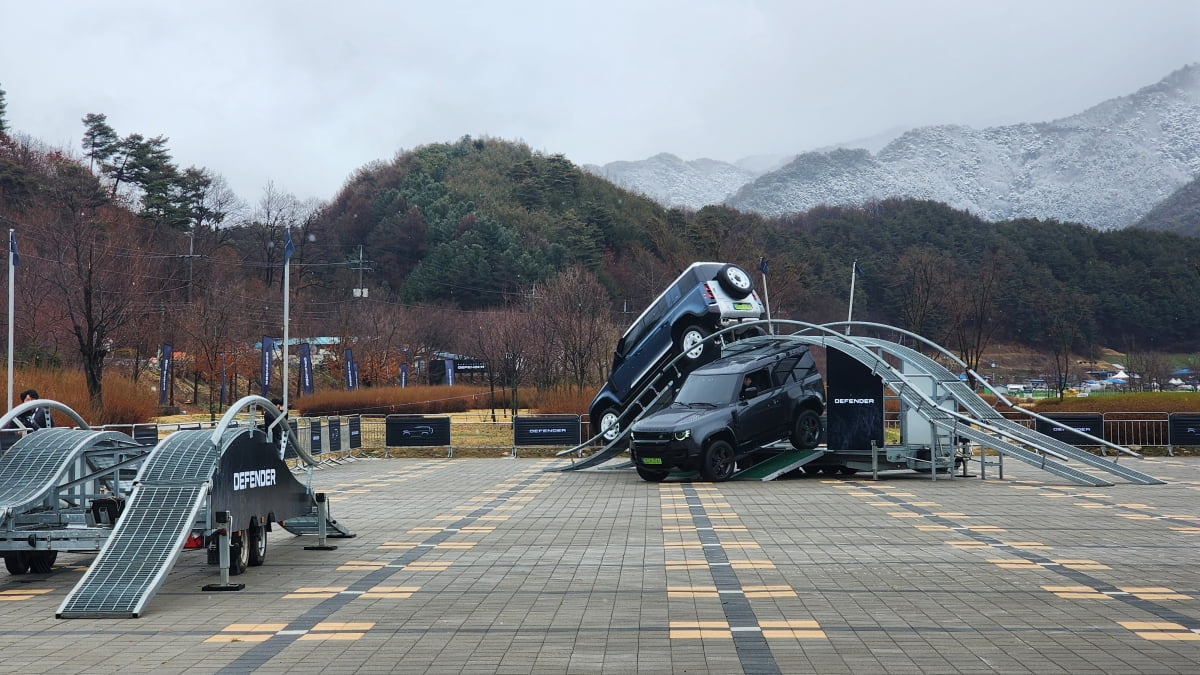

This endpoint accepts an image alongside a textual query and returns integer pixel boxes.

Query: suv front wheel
[701,440,736,482]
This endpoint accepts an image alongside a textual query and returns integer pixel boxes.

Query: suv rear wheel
[701,440,736,482]
[595,406,621,442]
[677,324,714,363]
[790,410,822,450]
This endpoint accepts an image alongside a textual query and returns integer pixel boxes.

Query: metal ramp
[57,430,227,618]
[733,448,829,481]
[278,503,355,538]
[550,361,688,471]
[0,429,131,526]
[782,328,1116,486]
[851,336,1163,485]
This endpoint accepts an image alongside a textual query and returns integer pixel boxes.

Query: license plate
[642,457,662,465]
[733,302,753,310]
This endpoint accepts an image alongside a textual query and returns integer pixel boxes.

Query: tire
[676,323,714,364]
[4,553,30,575]
[29,551,57,574]
[790,409,822,450]
[229,531,249,576]
[594,406,622,443]
[700,440,736,482]
[248,520,267,567]
[635,465,669,482]
[716,264,754,299]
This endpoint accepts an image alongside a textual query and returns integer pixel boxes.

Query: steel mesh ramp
[0,429,103,525]
[853,338,1162,485]
[734,448,827,481]
[57,430,222,619]
[278,502,356,538]
[937,422,1112,487]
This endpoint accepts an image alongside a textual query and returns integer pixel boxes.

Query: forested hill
[318,138,1200,351]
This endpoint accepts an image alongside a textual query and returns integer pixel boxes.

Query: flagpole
[845,259,857,336]
[7,229,14,411]
[282,248,290,416]
[758,257,772,335]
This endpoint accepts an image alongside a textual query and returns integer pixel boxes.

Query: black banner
[514,415,581,446]
[328,417,342,452]
[348,417,362,449]
[454,360,486,373]
[133,424,159,447]
[261,336,274,398]
[1168,413,1200,445]
[1036,414,1104,445]
[159,343,172,406]
[299,343,314,395]
[825,348,884,451]
[309,420,323,453]
[386,416,451,446]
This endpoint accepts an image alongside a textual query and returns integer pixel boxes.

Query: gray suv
[589,262,765,442]
[629,337,825,482]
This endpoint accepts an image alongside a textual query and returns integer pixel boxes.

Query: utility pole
[350,245,372,298]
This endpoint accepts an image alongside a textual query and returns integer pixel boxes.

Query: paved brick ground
[1,455,1198,674]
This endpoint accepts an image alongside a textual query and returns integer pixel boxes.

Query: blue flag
[9,231,16,267]
[283,228,295,264]
[759,257,768,276]
[853,260,864,278]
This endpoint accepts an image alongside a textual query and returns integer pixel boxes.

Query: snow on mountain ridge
[591,64,1200,229]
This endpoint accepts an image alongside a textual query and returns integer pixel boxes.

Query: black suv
[589,262,764,442]
[629,337,825,482]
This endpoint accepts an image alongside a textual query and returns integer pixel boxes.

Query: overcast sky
[2,1,1198,204]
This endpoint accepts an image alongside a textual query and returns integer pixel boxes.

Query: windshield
[674,373,740,405]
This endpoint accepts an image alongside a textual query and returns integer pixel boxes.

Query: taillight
[703,283,716,303]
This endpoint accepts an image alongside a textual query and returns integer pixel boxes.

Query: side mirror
[741,386,759,400]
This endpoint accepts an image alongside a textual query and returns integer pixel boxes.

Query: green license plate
[642,457,662,465]
[733,302,753,310]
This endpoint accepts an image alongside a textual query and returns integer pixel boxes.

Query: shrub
[2,369,158,425]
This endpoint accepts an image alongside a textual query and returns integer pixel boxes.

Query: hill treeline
[318,137,1200,352]
[1,115,1198,408]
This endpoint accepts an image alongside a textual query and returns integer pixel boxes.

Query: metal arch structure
[1,400,150,575]
[0,397,92,431]
[553,318,1161,486]
[817,321,1145,460]
[55,396,351,619]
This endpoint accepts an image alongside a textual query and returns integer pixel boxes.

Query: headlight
[673,430,691,441]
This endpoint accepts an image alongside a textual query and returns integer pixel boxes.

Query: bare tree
[945,250,1007,386]
[32,158,160,410]
[894,247,952,339]
[531,266,617,392]
[1042,288,1091,399]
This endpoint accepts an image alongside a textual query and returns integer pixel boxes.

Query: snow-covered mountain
[582,153,758,210]
[593,65,1200,230]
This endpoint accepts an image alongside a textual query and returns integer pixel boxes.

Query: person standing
[17,389,50,430]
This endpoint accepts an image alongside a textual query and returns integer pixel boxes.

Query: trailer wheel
[248,520,267,567]
[4,553,30,575]
[229,531,249,576]
[29,551,57,574]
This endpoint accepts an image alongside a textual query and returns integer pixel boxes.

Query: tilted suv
[589,262,764,442]
[629,337,825,482]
